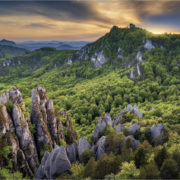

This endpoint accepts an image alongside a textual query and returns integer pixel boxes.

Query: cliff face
[0,86,76,177]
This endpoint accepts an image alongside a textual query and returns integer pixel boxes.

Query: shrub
[79,149,95,164]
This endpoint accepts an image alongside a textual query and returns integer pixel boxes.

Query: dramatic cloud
[0,0,179,41]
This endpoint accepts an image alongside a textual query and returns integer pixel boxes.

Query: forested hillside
[0,25,180,179]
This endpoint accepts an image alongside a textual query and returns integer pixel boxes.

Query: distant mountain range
[0,39,90,57]
[16,40,89,51]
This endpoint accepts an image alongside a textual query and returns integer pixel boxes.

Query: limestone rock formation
[115,124,125,133]
[150,123,165,137]
[66,143,78,163]
[95,136,106,160]
[128,123,140,134]
[31,86,53,156]
[77,136,90,157]
[12,104,38,173]
[43,146,71,179]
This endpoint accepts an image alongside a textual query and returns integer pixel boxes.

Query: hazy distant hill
[16,41,89,51]
[0,39,16,46]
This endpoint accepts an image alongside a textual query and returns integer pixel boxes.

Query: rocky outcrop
[95,136,106,160]
[150,124,165,137]
[144,40,155,50]
[115,124,125,133]
[0,105,14,135]
[0,58,21,67]
[128,123,140,135]
[12,104,38,173]
[77,136,90,157]
[43,146,71,179]
[66,143,78,163]
[46,99,57,144]
[113,104,143,126]
[0,86,24,105]
[92,113,112,141]
[91,50,108,68]
[31,86,53,156]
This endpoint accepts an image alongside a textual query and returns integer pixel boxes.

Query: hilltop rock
[77,136,90,157]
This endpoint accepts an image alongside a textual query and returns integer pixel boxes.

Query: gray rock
[104,113,112,126]
[31,86,53,155]
[91,50,108,68]
[0,91,9,105]
[46,99,57,144]
[128,123,140,134]
[150,123,165,137]
[77,136,90,157]
[36,152,49,179]
[133,105,143,117]
[136,51,143,62]
[44,146,71,179]
[0,105,14,135]
[66,143,77,163]
[115,124,125,133]
[96,136,106,160]
[92,117,106,141]
[144,40,155,50]
[126,104,133,112]
[13,104,38,173]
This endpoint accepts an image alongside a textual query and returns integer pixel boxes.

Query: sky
[0,0,180,41]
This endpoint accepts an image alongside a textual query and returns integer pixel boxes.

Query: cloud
[0,1,111,23]
[25,23,56,29]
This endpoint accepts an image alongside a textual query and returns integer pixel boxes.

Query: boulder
[150,123,165,137]
[128,123,140,135]
[43,146,71,179]
[96,136,106,160]
[77,136,90,157]
[66,143,78,163]
[115,124,125,133]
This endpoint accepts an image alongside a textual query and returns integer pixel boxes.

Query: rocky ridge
[0,86,77,177]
